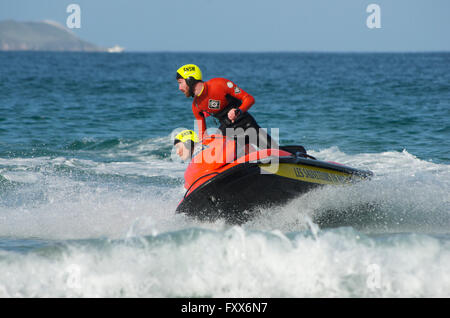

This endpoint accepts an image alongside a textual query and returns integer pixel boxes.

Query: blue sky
[1,0,449,52]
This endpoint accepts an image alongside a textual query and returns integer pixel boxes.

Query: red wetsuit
[192,78,255,137]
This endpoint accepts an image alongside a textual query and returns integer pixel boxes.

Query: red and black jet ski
[176,135,373,224]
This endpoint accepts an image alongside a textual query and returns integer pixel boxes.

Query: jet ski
[176,135,373,224]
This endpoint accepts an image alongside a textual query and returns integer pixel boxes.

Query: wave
[65,138,123,151]
[0,146,449,298]
[247,147,450,234]
[63,136,174,159]
[0,227,449,297]
[0,146,448,240]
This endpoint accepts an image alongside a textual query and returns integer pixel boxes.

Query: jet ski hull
[176,155,372,224]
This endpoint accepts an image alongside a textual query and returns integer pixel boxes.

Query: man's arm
[225,80,255,113]
[223,79,255,122]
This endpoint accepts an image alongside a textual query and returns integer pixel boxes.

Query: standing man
[176,64,276,149]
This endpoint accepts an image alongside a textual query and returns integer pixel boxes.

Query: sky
[1,0,449,52]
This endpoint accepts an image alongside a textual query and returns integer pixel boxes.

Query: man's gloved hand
[227,108,241,123]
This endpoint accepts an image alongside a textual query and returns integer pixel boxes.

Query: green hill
[0,20,105,51]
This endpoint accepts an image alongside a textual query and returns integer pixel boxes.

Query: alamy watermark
[366,4,381,29]
[366,263,381,291]
[63,4,381,31]
[64,263,82,290]
[66,4,81,29]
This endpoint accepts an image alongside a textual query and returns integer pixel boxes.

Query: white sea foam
[0,146,449,297]
[310,147,450,179]
[245,147,450,234]
[0,227,449,297]
[1,146,449,238]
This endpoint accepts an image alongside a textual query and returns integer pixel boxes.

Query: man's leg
[219,112,278,150]
[236,113,277,150]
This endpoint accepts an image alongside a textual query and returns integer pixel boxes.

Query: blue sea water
[0,52,449,297]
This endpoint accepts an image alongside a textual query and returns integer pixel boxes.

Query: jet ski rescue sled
[176,135,373,224]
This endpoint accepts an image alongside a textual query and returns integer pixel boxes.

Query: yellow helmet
[176,64,202,81]
[176,64,203,97]
[173,130,199,146]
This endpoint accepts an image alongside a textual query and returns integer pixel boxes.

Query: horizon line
[1,49,449,54]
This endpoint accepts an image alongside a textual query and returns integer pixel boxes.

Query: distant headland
[0,20,123,52]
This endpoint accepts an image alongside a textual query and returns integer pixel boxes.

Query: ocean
[0,51,449,297]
